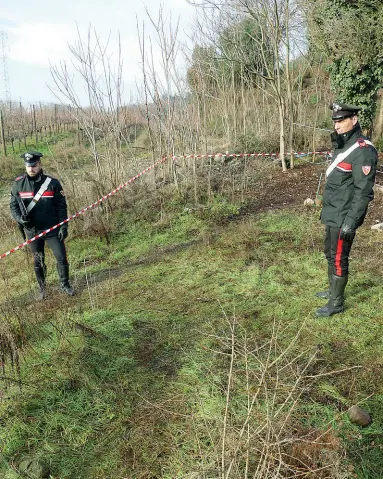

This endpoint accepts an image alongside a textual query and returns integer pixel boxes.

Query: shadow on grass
[1,239,201,309]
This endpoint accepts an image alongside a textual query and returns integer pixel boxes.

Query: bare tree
[188,0,307,171]
[136,6,204,191]
[50,26,136,188]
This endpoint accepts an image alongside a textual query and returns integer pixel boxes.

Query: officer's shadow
[73,238,200,293]
[1,238,201,308]
[346,277,378,299]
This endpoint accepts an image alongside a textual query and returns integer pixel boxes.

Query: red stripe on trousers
[335,234,344,276]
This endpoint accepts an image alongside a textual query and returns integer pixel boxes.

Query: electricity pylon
[0,30,11,103]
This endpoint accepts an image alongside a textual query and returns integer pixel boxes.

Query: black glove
[19,215,32,228]
[340,223,355,241]
[58,225,68,242]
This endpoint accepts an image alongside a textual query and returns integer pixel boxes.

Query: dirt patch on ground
[242,161,383,226]
[366,177,383,226]
[245,161,324,214]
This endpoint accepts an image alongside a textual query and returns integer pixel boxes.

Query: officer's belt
[326,140,373,178]
[26,177,53,213]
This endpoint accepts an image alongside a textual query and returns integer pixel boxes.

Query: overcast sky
[0,0,196,105]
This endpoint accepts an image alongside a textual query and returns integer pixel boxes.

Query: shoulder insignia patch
[362,165,371,176]
[15,175,25,181]
[357,138,367,148]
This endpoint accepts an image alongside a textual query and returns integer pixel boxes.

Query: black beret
[330,102,362,120]
[20,151,43,166]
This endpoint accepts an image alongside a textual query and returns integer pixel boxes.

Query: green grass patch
[0,201,382,478]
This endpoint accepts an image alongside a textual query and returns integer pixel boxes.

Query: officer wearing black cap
[10,151,74,299]
[315,102,378,317]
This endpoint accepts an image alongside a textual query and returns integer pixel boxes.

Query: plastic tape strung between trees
[0,156,168,261]
[0,150,331,261]
[172,151,332,160]
[3,148,378,261]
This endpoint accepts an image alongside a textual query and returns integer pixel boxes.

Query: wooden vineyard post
[32,104,38,146]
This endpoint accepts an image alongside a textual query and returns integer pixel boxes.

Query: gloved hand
[58,224,68,242]
[19,215,32,228]
[340,223,355,241]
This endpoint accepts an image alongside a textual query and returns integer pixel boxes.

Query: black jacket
[321,125,378,230]
[10,170,68,236]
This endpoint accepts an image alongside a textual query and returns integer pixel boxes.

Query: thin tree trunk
[0,111,7,156]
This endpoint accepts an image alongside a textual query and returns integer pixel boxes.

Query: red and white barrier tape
[172,151,331,160]
[0,156,168,261]
[1,148,380,261]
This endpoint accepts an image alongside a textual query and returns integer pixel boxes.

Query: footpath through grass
[0,198,382,478]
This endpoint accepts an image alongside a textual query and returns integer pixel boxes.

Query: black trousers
[26,232,68,269]
[324,226,355,277]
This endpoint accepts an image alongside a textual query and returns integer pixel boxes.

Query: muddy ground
[243,160,383,227]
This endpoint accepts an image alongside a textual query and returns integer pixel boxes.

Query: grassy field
[0,144,382,478]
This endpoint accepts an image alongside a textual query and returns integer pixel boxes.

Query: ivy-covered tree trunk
[329,58,383,134]
[306,0,383,132]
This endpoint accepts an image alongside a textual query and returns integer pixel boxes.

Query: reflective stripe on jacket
[10,170,67,234]
[321,126,377,230]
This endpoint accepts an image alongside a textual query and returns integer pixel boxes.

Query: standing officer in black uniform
[10,151,74,299]
[316,102,378,317]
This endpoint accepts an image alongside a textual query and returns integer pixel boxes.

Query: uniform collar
[340,123,362,144]
[27,169,44,183]
[332,124,362,149]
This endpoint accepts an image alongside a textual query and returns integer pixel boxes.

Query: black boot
[315,265,332,299]
[34,266,46,300]
[315,275,348,318]
[57,265,75,296]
